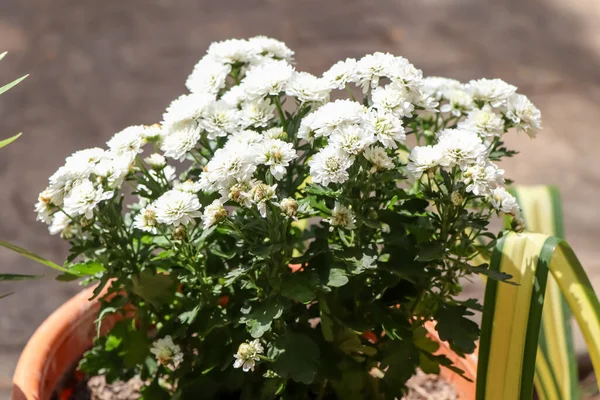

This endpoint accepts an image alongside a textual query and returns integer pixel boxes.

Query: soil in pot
[61,369,457,400]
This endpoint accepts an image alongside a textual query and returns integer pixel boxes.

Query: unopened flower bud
[173,225,187,241]
[450,192,463,206]
[279,198,298,218]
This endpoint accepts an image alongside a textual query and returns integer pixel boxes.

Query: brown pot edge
[12,287,478,400]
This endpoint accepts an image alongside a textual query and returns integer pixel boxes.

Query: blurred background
[1,0,600,396]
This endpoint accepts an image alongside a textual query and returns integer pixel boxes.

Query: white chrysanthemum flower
[174,180,202,194]
[48,211,78,238]
[308,146,355,186]
[254,138,297,180]
[199,101,240,139]
[505,93,542,138]
[263,127,287,140]
[221,85,246,108]
[233,339,264,372]
[458,107,505,138]
[94,154,132,189]
[199,145,257,192]
[150,336,184,368]
[467,78,517,108]
[437,128,487,169]
[248,36,294,61]
[407,145,444,179]
[35,189,56,224]
[207,38,259,65]
[490,187,520,216]
[371,84,415,118]
[249,182,277,217]
[421,77,462,101]
[439,89,474,117]
[65,148,108,169]
[240,98,276,128]
[153,190,202,227]
[106,126,146,160]
[144,153,167,169]
[134,206,158,234]
[242,59,294,99]
[355,52,396,93]
[329,124,375,155]
[63,179,114,219]
[186,57,232,95]
[368,110,406,149]
[162,93,214,132]
[322,58,358,90]
[285,72,331,104]
[46,166,82,205]
[463,160,505,196]
[141,124,163,142]
[202,199,228,229]
[299,99,367,139]
[384,56,423,92]
[363,146,395,173]
[227,130,265,148]
[220,178,256,207]
[160,125,201,161]
[279,198,298,218]
[325,202,357,230]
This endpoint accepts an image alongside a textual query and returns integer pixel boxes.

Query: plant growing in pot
[9,36,600,400]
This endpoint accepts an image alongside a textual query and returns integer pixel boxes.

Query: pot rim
[12,286,477,400]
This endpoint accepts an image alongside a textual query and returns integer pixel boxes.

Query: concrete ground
[1,0,600,397]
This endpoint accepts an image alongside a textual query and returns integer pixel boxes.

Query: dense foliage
[34,37,540,399]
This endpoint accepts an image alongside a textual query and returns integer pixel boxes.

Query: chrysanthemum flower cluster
[36,37,540,398]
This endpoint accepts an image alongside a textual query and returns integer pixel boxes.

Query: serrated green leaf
[131,270,176,308]
[327,268,349,287]
[240,299,285,338]
[434,302,479,356]
[273,331,320,384]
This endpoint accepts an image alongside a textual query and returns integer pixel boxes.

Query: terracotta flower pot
[12,286,477,399]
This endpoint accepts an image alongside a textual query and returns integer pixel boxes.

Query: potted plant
[7,37,599,399]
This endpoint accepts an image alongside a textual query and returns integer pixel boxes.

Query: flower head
[505,93,542,138]
[325,202,357,230]
[134,206,158,234]
[202,200,228,229]
[467,78,517,108]
[150,336,183,368]
[233,339,264,372]
[490,187,520,216]
[254,138,297,180]
[458,107,504,138]
[363,146,395,173]
[63,179,113,219]
[436,128,487,169]
[286,72,331,104]
[309,146,355,186]
[462,160,505,196]
[153,190,202,227]
[322,58,358,90]
[186,57,231,95]
[407,145,443,179]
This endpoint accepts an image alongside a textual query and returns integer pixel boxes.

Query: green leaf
[151,250,175,261]
[0,292,14,299]
[470,264,515,283]
[240,299,285,338]
[0,132,22,149]
[281,279,315,303]
[64,261,105,277]
[179,304,201,325]
[0,74,27,96]
[434,302,479,356]
[131,270,177,308]
[327,268,349,287]
[416,242,444,262]
[379,339,419,398]
[0,240,69,272]
[273,331,320,384]
[0,273,42,280]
